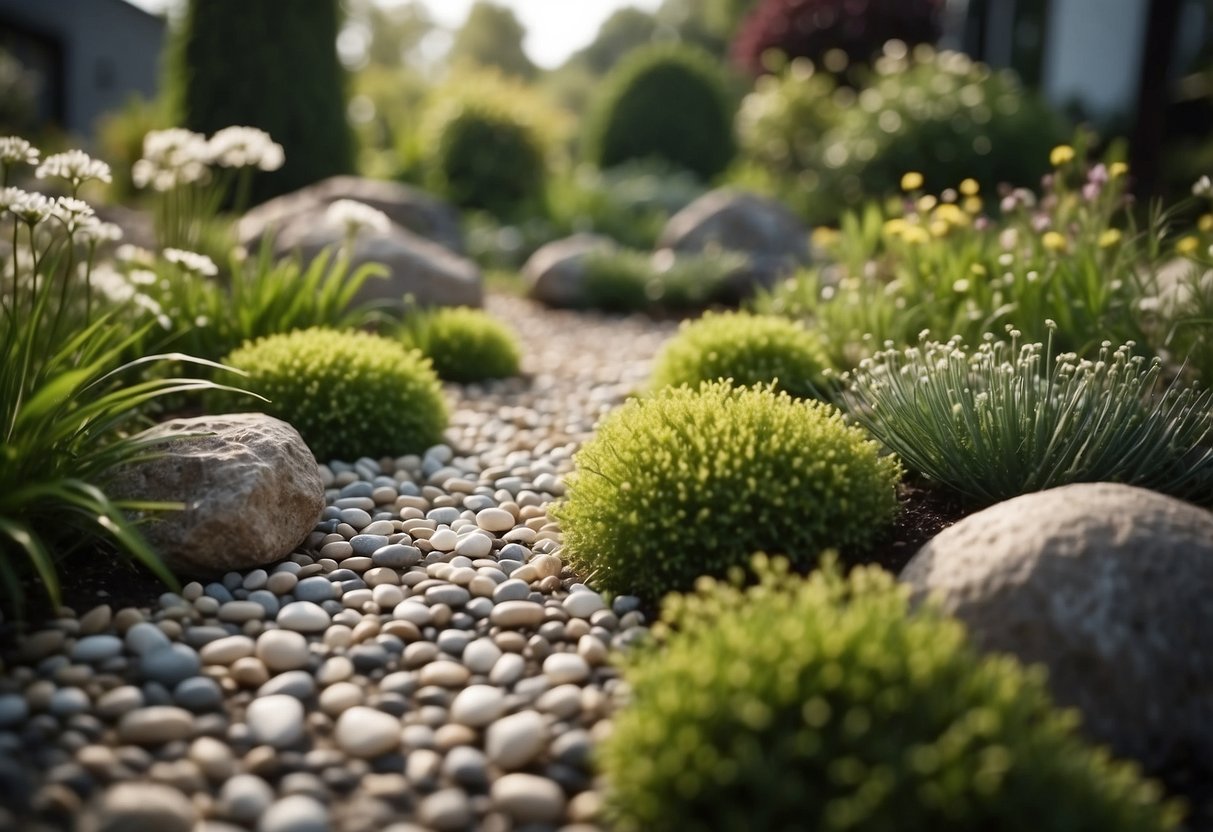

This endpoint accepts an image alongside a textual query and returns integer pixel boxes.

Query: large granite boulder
[656,188,809,275]
[901,483,1213,770]
[523,233,618,308]
[237,175,463,254]
[286,223,482,310]
[108,414,324,576]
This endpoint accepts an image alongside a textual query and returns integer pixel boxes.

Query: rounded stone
[901,482,1213,769]
[276,602,331,633]
[219,773,274,823]
[0,693,29,728]
[419,788,473,831]
[462,638,502,675]
[485,710,547,770]
[139,644,201,687]
[294,577,337,604]
[563,591,607,619]
[218,601,267,623]
[543,652,590,685]
[491,772,567,823]
[118,707,194,744]
[449,685,506,728]
[174,677,224,712]
[257,794,329,832]
[454,533,492,559]
[200,635,256,666]
[489,600,545,629]
[491,579,530,604]
[334,707,401,758]
[93,781,196,832]
[95,686,143,721]
[255,630,310,672]
[70,635,124,664]
[475,507,515,533]
[246,695,305,749]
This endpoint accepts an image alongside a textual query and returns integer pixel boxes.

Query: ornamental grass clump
[651,310,829,399]
[841,324,1213,505]
[600,555,1182,832]
[399,306,522,383]
[580,248,746,314]
[0,137,239,611]
[554,382,900,599]
[220,328,447,462]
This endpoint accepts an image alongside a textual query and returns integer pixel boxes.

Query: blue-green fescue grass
[0,137,246,612]
[839,323,1213,506]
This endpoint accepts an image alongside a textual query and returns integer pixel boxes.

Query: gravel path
[0,295,680,832]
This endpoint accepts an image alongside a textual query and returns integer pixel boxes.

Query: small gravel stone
[258,794,329,832]
[49,687,90,717]
[334,707,401,758]
[256,630,310,672]
[218,601,266,623]
[489,653,526,687]
[419,661,470,688]
[201,635,256,665]
[175,677,224,711]
[454,533,492,558]
[563,591,607,619]
[419,788,473,831]
[277,602,331,633]
[462,638,502,674]
[0,693,29,728]
[475,507,515,532]
[125,622,171,655]
[485,710,547,770]
[246,695,305,748]
[257,670,316,700]
[425,585,470,607]
[450,685,506,727]
[95,781,196,832]
[544,653,591,685]
[139,644,201,687]
[492,772,567,823]
[95,685,143,721]
[118,706,194,744]
[294,577,337,603]
[220,773,275,823]
[70,635,123,663]
[490,600,545,629]
[491,579,530,604]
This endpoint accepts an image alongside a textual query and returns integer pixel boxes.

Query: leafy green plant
[399,306,522,383]
[753,150,1156,368]
[840,325,1213,506]
[581,248,746,314]
[651,310,828,398]
[115,242,387,364]
[219,327,448,462]
[583,44,737,180]
[0,139,238,611]
[601,555,1182,832]
[553,381,900,599]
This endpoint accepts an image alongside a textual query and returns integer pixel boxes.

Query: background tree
[447,2,536,80]
[168,0,354,203]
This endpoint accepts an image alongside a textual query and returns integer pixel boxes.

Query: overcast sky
[125,0,664,69]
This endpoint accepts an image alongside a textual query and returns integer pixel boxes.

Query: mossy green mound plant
[583,44,737,181]
[220,327,447,462]
[580,248,747,314]
[400,306,522,383]
[600,556,1182,832]
[651,310,829,398]
[553,382,900,599]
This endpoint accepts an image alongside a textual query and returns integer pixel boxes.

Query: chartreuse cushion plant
[600,555,1182,832]
[841,325,1213,506]
[399,306,522,383]
[651,310,829,398]
[220,328,447,462]
[553,381,900,599]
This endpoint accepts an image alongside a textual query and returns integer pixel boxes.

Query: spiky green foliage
[400,306,522,383]
[841,327,1213,505]
[583,44,737,180]
[651,310,829,398]
[601,556,1182,832]
[554,382,900,599]
[220,328,447,462]
[167,0,353,202]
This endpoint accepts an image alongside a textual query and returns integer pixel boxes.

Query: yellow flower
[1098,228,1122,248]
[1199,214,1213,233]
[1177,235,1200,256]
[883,217,908,238]
[1108,161,1129,179]
[970,263,987,276]
[901,226,930,245]
[916,194,938,213]
[929,219,950,238]
[933,203,968,226]
[811,227,840,248]
[1050,145,1075,166]
[959,178,980,196]
[962,196,983,214]
[900,171,924,191]
[1042,231,1067,252]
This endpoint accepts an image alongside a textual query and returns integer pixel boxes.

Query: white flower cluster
[1193,175,1212,197]
[1,187,120,242]
[208,126,284,171]
[325,199,391,238]
[36,149,113,189]
[0,136,39,167]
[133,126,285,192]
[163,247,218,277]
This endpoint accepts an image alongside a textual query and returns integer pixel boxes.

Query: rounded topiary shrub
[553,381,900,599]
[583,44,736,181]
[401,307,522,383]
[651,311,829,398]
[424,96,548,217]
[221,327,447,462]
[600,556,1181,832]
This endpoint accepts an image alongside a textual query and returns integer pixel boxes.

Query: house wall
[1039,0,1149,120]
[0,0,164,136]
